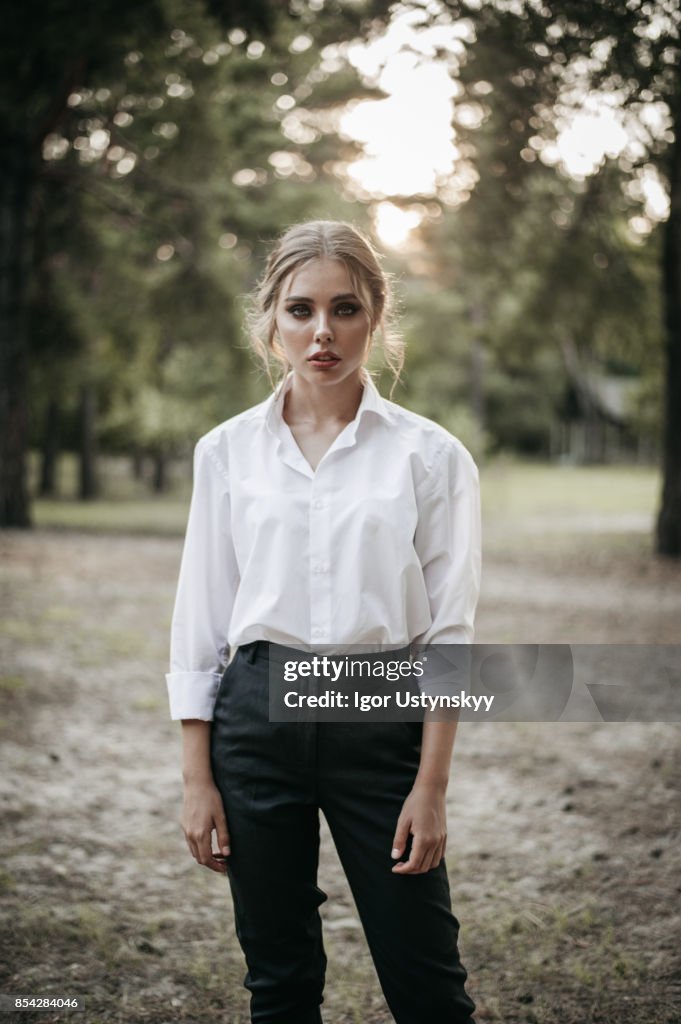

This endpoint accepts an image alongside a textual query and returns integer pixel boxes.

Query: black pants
[209,641,477,1024]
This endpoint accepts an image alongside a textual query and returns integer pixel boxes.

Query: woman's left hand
[390,780,448,874]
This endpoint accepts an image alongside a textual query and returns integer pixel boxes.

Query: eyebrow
[284,293,359,303]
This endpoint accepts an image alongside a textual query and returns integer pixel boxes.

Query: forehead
[281,257,355,300]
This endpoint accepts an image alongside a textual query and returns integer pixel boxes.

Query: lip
[307,352,341,362]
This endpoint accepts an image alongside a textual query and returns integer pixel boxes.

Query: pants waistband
[239,640,413,667]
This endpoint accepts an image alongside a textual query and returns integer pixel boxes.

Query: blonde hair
[245,220,404,399]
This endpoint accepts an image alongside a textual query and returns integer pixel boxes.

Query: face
[274,258,373,388]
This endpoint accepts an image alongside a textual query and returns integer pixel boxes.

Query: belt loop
[242,641,259,665]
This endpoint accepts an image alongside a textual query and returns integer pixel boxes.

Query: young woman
[166,220,482,1024]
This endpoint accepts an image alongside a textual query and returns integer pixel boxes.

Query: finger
[196,832,218,867]
[200,845,226,874]
[414,837,439,874]
[215,814,231,857]
[211,821,230,872]
[189,842,224,872]
[425,840,443,873]
[184,832,199,864]
[424,836,444,872]
[420,846,435,874]
[430,840,443,872]
[182,813,203,866]
[207,853,228,874]
[393,835,427,874]
[391,818,411,861]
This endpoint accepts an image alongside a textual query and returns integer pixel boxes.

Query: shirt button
[312,628,325,637]
[312,499,324,509]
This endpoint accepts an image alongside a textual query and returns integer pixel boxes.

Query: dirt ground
[1,525,680,1024]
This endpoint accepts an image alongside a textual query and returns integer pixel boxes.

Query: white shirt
[165,370,482,721]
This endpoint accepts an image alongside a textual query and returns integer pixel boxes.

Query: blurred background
[1,3,680,1023]
[1,0,679,551]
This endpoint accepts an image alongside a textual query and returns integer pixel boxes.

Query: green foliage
[395,0,675,458]
[24,0,394,483]
[13,0,675,499]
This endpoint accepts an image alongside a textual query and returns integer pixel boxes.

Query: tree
[410,0,680,553]
[1,0,394,522]
[0,0,171,524]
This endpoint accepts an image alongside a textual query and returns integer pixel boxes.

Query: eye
[286,304,310,318]
[335,303,360,316]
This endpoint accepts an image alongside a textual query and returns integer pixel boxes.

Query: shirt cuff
[165,671,222,721]
[415,643,473,695]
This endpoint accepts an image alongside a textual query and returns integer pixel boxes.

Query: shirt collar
[264,368,394,439]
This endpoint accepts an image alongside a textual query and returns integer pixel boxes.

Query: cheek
[277,318,311,343]
[347,321,371,347]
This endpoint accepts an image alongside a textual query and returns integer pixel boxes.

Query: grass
[33,497,191,536]
[3,501,677,1024]
[26,451,663,538]
[482,457,661,519]
[463,896,652,1024]
[27,450,190,535]
[0,868,16,892]
[0,675,27,692]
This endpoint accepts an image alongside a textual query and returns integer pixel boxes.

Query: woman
[166,220,482,1024]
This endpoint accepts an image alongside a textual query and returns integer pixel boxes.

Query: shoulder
[380,398,479,489]
[193,395,272,482]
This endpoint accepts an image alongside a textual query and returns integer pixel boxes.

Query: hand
[390,780,447,875]
[181,779,231,874]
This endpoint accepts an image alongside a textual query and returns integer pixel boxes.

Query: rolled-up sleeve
[412,439,482,693]
[165,436,239,721]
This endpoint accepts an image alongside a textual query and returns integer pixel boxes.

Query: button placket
[309,488,332,641]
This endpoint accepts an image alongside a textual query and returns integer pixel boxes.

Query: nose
[314,312,333,343]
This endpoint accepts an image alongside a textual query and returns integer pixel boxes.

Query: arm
[166,435,239,721]
[411,439,482,650]
[392,440,481,874]
[166,435,240,872]
[180,720,231,874]
[391,716,458,874]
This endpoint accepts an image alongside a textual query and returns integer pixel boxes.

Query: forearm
[414,711,459,791]
[181,720,214,785]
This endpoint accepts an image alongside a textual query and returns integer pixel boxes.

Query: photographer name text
[283,690,494,713]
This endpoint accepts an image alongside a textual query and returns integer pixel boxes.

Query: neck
[283,370,365,426]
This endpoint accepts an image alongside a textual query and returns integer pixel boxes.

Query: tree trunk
[470,337,485,425]
[79,381,99,500]
[0,134,33,526]
[131,449,145,481]
[656,83,681,557]
[152,450,167,493]
[559,335,602,464]
[39,396,60,496]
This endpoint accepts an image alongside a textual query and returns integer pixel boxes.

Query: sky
[336,5,670,249]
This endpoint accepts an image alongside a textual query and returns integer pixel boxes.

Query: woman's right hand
[181,779,231,874]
